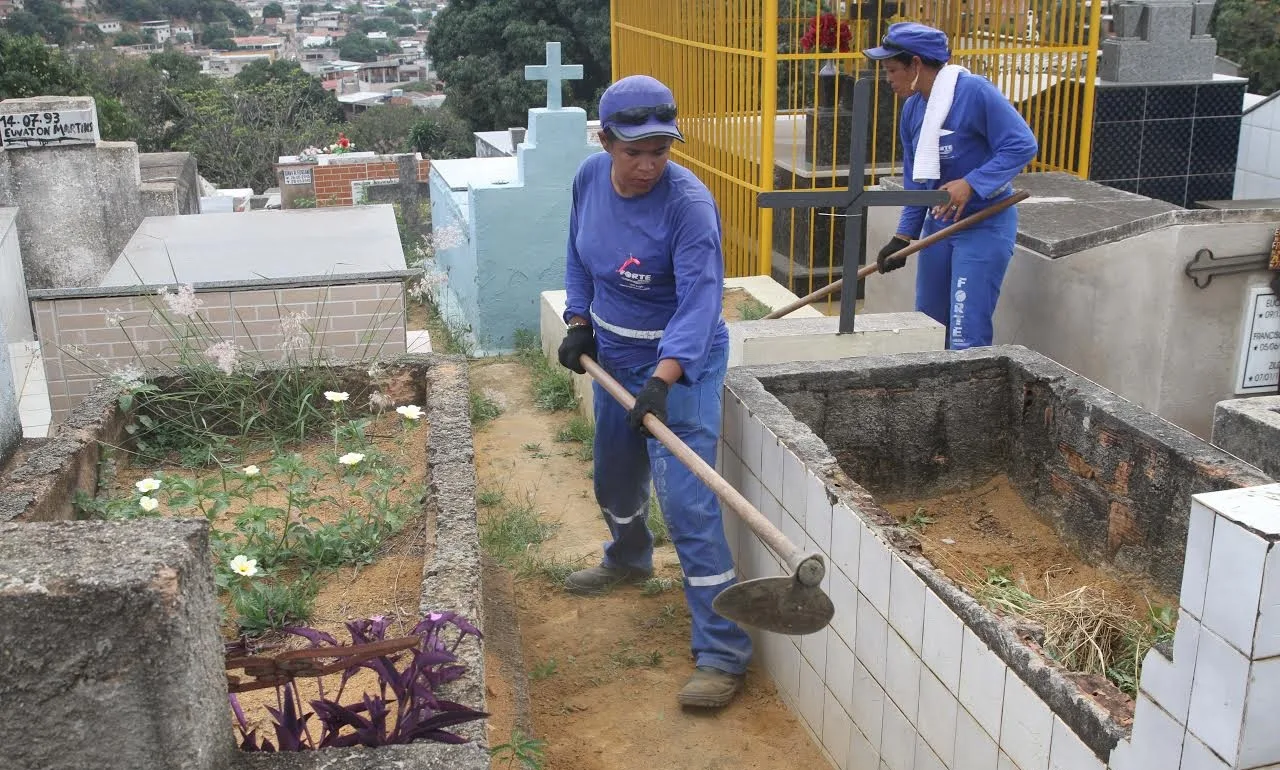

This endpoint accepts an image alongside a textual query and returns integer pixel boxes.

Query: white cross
[524,42,583,110]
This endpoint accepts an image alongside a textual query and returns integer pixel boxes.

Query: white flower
[279,310,311,354]
[431,223,466,251]
[138,496,159,512]
[338,452,365,466]
[242,465,260,477]
[396,404,424,421]
[324,391,350,402]
[229,555,259,577]
[157,283,204,318]
[135,478,161,493]
[203,340,240,375]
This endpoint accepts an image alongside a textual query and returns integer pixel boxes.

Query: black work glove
[557,324,596,374]
[627,377,669,435]
[876,236,911,273]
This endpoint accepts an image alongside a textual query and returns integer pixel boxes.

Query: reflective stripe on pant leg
[592,371,654,573]
[650,344,752,675]
[947,207,1016,350]
[915,215,954,336]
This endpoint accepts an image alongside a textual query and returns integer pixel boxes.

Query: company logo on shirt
[616,254,653,290]
[939,129,955,159]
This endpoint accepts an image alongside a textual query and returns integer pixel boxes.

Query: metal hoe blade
[713,575,836,636]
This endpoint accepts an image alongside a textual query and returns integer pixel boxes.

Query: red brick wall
[313,159,431,207]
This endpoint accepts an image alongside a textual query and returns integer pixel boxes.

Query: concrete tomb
[1213,395,1280,479]
[426,42,597,355]
[30,205,414,426]
[866,172,1280,439]
[721,346,1276,770]
[0,95,201,290]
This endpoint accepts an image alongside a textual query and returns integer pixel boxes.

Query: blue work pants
[591,342,753,675]
[915,204,1018,350]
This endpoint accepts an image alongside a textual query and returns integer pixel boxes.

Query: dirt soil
[470,359,828,770]
[883,475,1177,625]
[108,413,433,737]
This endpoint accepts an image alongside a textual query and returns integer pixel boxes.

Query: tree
[346,104,421,153]
[339,31,394,62]
[408,106,474,159]
[234,59,342,123]
[297,3,317,22]
[1212,0,1280,95]
[263,2,285,19]
[427,0,610,132]
[0,31,84,98]
[172,79,339,190]
[114,30,143,45]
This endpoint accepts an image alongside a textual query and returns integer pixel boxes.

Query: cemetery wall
[277,157,430,208]
[0,206,31,341]
[865,200,1280,439]
[719,348,1279,770]
[30,280,407,426]
[0,142,144,289]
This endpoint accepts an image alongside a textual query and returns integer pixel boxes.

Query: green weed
[610,645,664,669]
[529,658,559,681]
[641,577,677,596]
[516,553,584,586]
[490,728,547,769]
[512,328,577,411]
[470,390,503,426]
[736,297,772,320]
[480,497,556,567]
[477,488,505,507]
[647,495,670,546]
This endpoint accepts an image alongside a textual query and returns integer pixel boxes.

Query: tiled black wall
[1089,81,1245,208]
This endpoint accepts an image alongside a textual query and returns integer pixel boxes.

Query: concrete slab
[1213,396,1280,478]
[101,205,408,287]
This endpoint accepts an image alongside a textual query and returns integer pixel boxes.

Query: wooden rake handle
[763,190,1032,320]
[580,356,807,573]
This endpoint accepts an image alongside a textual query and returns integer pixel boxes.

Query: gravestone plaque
[282,167,313,185]
[1235,286,1280,394]
[0,96,99,149]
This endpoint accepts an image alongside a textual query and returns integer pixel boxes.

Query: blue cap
[863,22,951,63]
[598,75,685,142]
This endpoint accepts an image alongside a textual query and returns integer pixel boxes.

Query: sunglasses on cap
[605,103,678,125]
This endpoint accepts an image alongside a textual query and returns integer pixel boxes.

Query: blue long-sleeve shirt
[563,152,728,384]
[896,72,1039,238]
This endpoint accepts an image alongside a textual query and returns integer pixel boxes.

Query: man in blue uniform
[865,23,1038,350]
[555,74,752,709]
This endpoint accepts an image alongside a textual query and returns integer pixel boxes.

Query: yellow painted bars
[611,0,1101,294]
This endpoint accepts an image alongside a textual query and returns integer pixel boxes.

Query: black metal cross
[758,76,949,333]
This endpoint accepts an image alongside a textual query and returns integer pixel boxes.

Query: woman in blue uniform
[555,74,751,709]
[866,22,1039,350]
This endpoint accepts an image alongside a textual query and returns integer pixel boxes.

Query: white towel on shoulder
[913,64,969,183]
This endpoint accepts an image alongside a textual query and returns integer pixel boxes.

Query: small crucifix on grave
[758,77,949,334]
[524,42,584,110]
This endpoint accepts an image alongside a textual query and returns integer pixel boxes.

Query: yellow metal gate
[610,0,1102,296]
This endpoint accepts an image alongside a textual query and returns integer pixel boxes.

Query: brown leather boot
[677,666,744,708]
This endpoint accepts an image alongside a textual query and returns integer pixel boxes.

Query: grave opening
[732,345,1272,754]
[0,354,489,769]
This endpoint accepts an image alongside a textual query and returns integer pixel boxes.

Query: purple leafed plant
[230,612,487,751]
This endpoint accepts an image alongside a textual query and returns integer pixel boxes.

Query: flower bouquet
[800,12,854,109]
